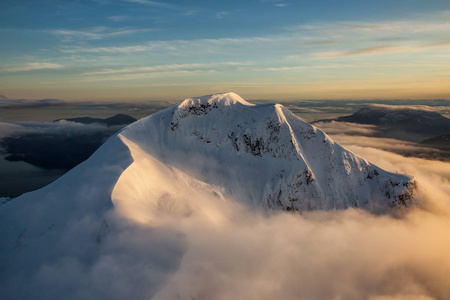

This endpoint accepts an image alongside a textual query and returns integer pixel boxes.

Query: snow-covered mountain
[118,92,415,213]
[0,92,417,299]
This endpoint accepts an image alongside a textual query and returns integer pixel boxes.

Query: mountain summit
[116,92,416,215]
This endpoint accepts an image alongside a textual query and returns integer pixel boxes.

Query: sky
[1,0,450,101]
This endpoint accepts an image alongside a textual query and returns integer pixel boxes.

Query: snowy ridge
[117,92,416,215]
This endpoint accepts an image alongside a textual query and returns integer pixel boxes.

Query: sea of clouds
[2,139,449,300]
[1,104,449,300]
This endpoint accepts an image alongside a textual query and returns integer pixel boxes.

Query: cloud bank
[1,130,450,299]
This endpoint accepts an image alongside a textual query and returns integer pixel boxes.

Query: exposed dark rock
[54,113,136,126]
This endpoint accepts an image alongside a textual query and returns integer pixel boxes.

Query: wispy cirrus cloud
[287,12,450,59]
[81,70,217,82]
[62,45,150,53]
[82,62,246,75]
[261,0,288,7]
[124,0,182,10]
[238,63,354,72]
[80,62,249,81]
[3,8,450,101]
[57,11,450,60]
[313,39,450,58]
[108,15,130,22]
[44,27,154,42]
[59,36,277,55]
[46,28,106,40]
[313,45,415,58]
[5,63,64,72]
[292,12,450,35]
[216,11,229,19]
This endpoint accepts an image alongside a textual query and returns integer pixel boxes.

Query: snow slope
[0,92,417,299]
[115,92,416,216]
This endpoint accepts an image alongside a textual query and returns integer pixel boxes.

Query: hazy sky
[1,0,450,101]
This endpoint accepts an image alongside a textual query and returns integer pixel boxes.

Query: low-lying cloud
[313,121,379,135]
[313,121,450,161]
[0,121,117,139]
[0,121,124,170]
[2,132,450,300]
[0,98,68,110]
[150,140,450,300]
[366,103,450,113]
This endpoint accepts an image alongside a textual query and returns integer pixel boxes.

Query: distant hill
[421,133,450,150]
[2,114,137,170]
[314,107,450,141]
[54,113,136,126]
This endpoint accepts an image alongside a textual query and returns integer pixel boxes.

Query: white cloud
[291,13,450,36]
[285,12,450,59]
[78,62,248,81]
[0,120,120,139]
[5,63,64,72]
[261,0,286,4]
[47,29,105,40]
[82,62,248,76]
[216,11,229,19]
[59,36,278,55]
[313,41,450,58]
[55,10,450,66]
[366,103,450,113]
[124,0,182,10]
[313,121,378,136]
[313,121,450,161]
[61,45,150,53]
[314,45,417,58]
[108,15,130,22]
[81,69,217,82]
[44,27,154,42]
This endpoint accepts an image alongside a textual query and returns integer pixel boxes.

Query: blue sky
[1,0,450,101]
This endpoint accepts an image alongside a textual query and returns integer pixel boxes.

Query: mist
[0,120,120,139]
[0,121,123,170]
[314,121,450,161]
[148,146,450,300]
[2,136,449,300]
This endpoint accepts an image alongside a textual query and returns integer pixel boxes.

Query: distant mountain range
[421,133,450,150]
[314,107,450,142]
[54,113,136,126]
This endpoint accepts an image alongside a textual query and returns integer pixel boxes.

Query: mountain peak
[123,94,417,214]
[178,92,254,110]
